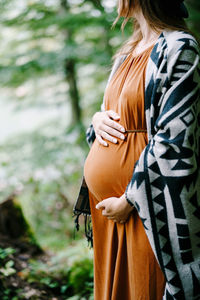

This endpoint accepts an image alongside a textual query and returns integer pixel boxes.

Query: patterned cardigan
[76,30,200,300]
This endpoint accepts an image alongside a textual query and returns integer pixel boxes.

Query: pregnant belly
[84,135,147,202]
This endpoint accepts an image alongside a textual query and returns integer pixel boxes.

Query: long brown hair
[113,0,189,57]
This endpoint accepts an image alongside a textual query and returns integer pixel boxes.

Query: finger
[102,209,111,217]
[107,216,116,220]
[101,124,125,140]
[96,201,105,210]
[106,110,120,120]
[102,210,107,216]
[102,208,115,217]
[108,217,125,223]
[96,134,108,147]
[104,117,125,133]
[99,131,118,144]
[107,217,117,222]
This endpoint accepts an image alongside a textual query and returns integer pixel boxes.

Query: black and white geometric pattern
[85,30,200,299]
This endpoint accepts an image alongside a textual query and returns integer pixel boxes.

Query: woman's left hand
[96,194,134,223]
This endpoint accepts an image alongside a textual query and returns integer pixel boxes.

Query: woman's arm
[86,55,127,147]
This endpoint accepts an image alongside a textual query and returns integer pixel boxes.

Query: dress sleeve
[125,39,200,299]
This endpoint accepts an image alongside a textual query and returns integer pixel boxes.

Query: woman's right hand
[92,110,126,147]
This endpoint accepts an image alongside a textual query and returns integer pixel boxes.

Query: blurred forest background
[0,0,199,299]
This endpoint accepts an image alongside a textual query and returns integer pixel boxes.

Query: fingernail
[121,127,125,132]
[104,142,108,146]
[113,139,117,143]
[120,135,125,140]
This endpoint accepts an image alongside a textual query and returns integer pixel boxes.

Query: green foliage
[186,0,200,36]
[22,240,94,298]
[0,260,16,277]
[0,248,16,277]
[0,242,93,299]
[0,0,124,87]
[0,247,15,260]
[0,121,87,250]
[69,257,93,296]
[0,247,18,299]
[0,288,22,300]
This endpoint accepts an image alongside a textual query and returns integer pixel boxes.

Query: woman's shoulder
[146,30,199,89]
[161,30,199,55]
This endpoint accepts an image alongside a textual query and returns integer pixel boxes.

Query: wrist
[124,190,134,208]
[120,194,134,211]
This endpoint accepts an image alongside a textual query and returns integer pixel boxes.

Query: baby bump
[84,134,147,202]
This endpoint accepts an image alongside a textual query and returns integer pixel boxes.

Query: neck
[134,9,160,43]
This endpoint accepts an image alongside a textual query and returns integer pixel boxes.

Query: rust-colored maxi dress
[84,46,166,300]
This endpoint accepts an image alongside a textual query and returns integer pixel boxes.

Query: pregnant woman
[75,0,200,299]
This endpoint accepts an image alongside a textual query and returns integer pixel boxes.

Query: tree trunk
[61,0,82,126]
[65,58,82,125]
